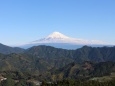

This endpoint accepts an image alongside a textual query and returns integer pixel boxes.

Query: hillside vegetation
[0,45,115,85]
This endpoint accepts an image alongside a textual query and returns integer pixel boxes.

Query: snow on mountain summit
[32,32,71,43]
[17,32,113,49]
[29,32,109,45]
[45,32,69,39]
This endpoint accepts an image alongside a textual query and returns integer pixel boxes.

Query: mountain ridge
[24,45,115,62]
[0,43,24,54]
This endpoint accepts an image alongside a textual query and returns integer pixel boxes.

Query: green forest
[0,44,115,85]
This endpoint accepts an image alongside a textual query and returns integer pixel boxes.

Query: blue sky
[0,0,115,45]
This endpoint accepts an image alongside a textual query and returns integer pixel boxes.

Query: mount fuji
[19,32,111,49]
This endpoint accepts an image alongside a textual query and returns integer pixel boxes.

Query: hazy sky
[0,0,115,45]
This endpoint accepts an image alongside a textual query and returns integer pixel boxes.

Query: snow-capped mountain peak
[17,31,113,50]
[31,32,109,45]
[18,32,113,49]
[45,32,69,39]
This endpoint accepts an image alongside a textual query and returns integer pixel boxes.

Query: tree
[1,78,15,86]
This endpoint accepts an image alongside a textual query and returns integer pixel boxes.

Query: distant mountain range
[25,45,115,62]
[0,42,115,62]
[0,43,24,54]
[18,32,113,49]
